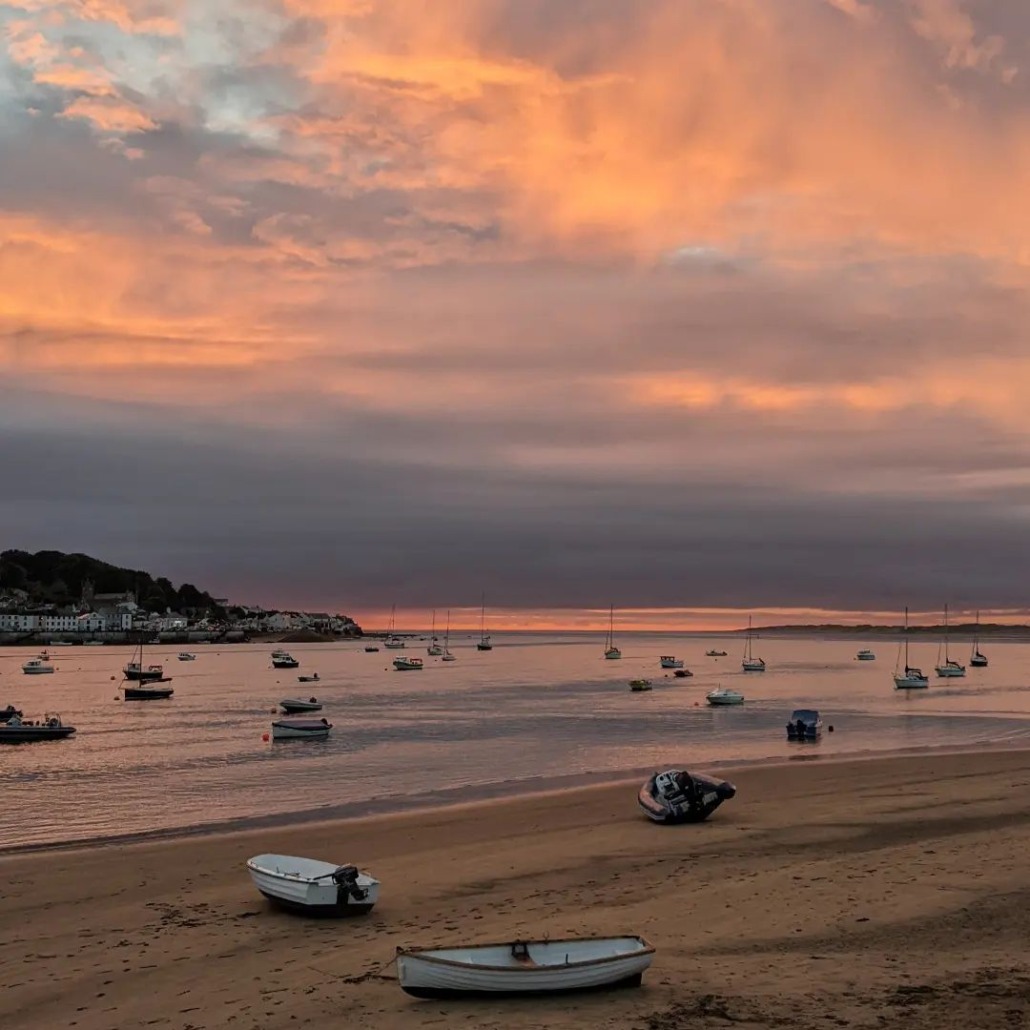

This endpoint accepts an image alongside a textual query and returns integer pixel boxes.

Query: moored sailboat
[604,604,621,659]
[427,609,444,655]
[476,594,493,651]
[741,616,765,671]
[384,604,405,649]
[934,604,965,678]
[893,606,929,689]
[442,609,457,661]
[970,610,989,667]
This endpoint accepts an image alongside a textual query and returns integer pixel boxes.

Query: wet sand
[2,749,1029,1029]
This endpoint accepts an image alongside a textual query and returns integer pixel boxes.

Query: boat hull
[397,937,653,997]
[970,656,989,667]
[638,772,736,824]
[246,855,378,916]
[271,719,332,740]
[124,685,173,700]
[279,699,322,713]
[0,723,76,743]
[22,667,54,675]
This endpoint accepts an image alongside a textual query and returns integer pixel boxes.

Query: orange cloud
[59,94,156,132]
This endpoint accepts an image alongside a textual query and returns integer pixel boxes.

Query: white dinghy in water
[246,854,379,917]
[271,717,331,740]
[396,935,654,998]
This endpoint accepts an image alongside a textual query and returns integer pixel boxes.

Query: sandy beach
[2,749,1029,1029]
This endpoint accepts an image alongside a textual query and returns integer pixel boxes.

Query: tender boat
[0,714,76,743]
[396,935,655,998]
[659,656,683,669]
[246,854,379,916]
[0,705,24,723]
[705,649,728,657]
[272,652,300,669]
[894,606,929,689]
[22,657,55,675]
[393,655,424,671]
[271,717,332,740]
[280,697,322,713]
[177,652,197,661]
[124,682,174,700]
[786,708,823,741]
[297,673,320,683]
[629,678,652,691]
[706,686,744,706]
[855,649,876,661]
[673,668,693,678]
[638,769,737,823]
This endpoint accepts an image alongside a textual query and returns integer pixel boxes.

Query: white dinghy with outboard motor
[395,935,655,998]
[246,854,379,916]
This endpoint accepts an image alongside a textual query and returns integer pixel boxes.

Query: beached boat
[246,854,379,916]
[638,769,737,824]
[297,673,320,683]
[603,604,621,659]
[659,656,683,669]
[741,616,765,671]
[124,681,174,700]
[894,606,929,689]
[856,649,876,661]
[393,655,424,671]
[706,686,744,706]
[395,935,655,998]
[271,652,300,669]
[177,652,197,661]
[673,668,693,678]
[477,594,493,650]
[970,610,989,667]
[705,649,728,657]
[0,714,76,744]
[280,697,322,713]
[22,657,55,675]
[0,705,24,723]
[786,708,822,741]
[629,678,652,691]
[271,717,332,740]
[935,605,965,678]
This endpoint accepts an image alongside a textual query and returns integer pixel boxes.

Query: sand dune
[1,750,1029,1028]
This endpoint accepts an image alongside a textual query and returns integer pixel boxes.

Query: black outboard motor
[330,864,368,902]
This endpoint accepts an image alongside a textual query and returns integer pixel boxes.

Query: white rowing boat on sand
[246,854,379,916]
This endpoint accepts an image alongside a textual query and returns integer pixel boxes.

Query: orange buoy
[262,732,270,742]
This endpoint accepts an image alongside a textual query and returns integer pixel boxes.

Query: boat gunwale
[396,934,655,973]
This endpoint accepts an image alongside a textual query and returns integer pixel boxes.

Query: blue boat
[786,709,822,741]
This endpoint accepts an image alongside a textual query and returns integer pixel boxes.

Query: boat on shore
[393,655,424,671]
[638,769,737,823]
[706,686,744,706]
[280,697,322,714]
[246,854,379,916]
[0,714,76,743]
[396,935,655,998]
[271,717,332,740]
[22,657,54,675]
[786,708,823,741]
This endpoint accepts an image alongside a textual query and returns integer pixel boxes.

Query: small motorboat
[393,656,424,671]
[364,645,380,652]
[297,673,320,683]
[0,714,76,743]
[659,656,683,669]
[0,705,24,723]
[396,935,655,998]
[246,854,379,916]
[272,652,300,669]
[629,678,652,691]
[705,649,728,657]
[706,686,744,706]
[673,668,693,678]
[638,769,737,823]
[855,649,876,661]
[271,717,332,740]
[22,658,55,675]
[178,652,197,661]
[280,697,322,713]
[786,708,823,741]
[124,681,174,700]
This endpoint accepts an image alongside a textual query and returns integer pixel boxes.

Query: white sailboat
[970,610,988,667]
[442,609,457,661]
[384,604,405,649]
[427,610,444,655]
[893,606,929,688]
[934,604,965,678]
[604,604,621,659]
[476,594,493,651]
[741,616,765,671]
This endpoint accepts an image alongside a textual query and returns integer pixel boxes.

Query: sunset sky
[2,1,1029,629]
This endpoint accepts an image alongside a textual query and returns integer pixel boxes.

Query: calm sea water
[2,632,1029,849]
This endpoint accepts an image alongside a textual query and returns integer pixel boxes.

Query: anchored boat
[279,697,322,714]
[271,717,332,740]
[0,714,76,743]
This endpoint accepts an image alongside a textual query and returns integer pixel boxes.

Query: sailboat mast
[943,604,949,662]
[904,606,909,670]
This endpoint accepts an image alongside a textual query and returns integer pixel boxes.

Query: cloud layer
[2,0,1029,623]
